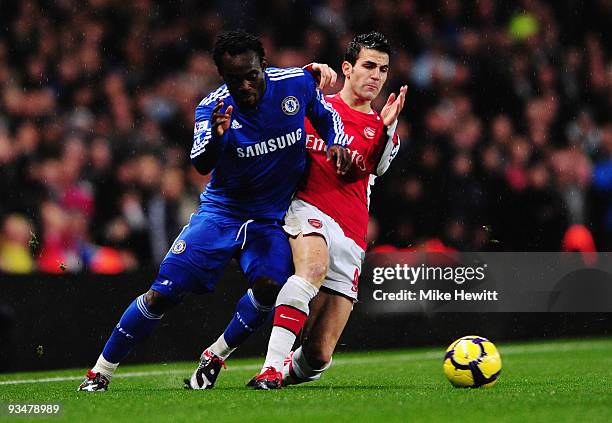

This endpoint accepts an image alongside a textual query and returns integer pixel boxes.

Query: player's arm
[376,85,407,176]
[376,122,401,176]
[302,63,337,90]
[303,73,351,174]
[190,99,232,175]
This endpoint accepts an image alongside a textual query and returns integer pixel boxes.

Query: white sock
[207,334,235,361]
[92,354,119,379]
[262,328,296,372]
[261,275,319,373]
[288,346,331,383]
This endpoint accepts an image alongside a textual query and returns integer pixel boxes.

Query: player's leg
[257,233,327,369]
[80,212,235,391]
[284,220,362,386]
[206,276,278,359]
[283,289,353,385]
[78,265,193,392]
[187,219,292,389]
[252,200,330,389]
[96,288,173,371]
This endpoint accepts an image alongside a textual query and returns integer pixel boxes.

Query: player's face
[344,48,389,101]
[220,51,267,109]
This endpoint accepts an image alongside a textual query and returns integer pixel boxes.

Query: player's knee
[303,341,333,369]
[252,277,282,307]
[295,257,328,285]
[303,261,328,285]
[143,289,175,315]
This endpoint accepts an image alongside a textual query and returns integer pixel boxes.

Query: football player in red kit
[252,31,407,389]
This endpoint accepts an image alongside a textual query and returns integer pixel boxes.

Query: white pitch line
[0,341,610,386]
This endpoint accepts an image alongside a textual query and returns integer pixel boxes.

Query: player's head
[213,30,267,109]
[342,32,391,101]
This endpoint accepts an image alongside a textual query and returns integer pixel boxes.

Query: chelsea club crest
[281,96,300,115]
[171,239,186,254]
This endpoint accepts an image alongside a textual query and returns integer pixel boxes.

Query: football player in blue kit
[78,30,350,392]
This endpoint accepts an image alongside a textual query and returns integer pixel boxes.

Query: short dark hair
[344,31,392,65]
[212,30,265,73]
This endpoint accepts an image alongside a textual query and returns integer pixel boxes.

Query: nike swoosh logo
[279,314,299,322]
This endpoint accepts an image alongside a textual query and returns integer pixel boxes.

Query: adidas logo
[231,120,243,129]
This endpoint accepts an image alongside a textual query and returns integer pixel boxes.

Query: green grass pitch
[1,338,611,422]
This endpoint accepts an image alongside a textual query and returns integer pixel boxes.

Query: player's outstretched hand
[212,99,233,137]
[381,85,407,127]
[303,62,337,90]
[327,145,351,175]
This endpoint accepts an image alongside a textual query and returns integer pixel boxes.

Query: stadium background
[0,0,610,372]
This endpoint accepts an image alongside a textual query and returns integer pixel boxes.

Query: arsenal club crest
[308,219,323,229]
[363,126,376,139]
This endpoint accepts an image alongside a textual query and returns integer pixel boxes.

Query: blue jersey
[190,67,347,221]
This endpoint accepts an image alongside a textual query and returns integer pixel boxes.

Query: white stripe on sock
[136,295,163,320]
[247,288,273,312]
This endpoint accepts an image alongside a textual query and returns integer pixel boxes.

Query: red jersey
[297,93,398,250]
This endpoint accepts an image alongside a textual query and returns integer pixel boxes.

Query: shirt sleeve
[303,73,348,147]
[375,120,401,176]
[190,88,229,174]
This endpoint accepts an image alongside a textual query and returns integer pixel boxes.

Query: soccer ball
[443,336,502,388]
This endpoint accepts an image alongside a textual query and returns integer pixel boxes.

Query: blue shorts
[150,210,293,303]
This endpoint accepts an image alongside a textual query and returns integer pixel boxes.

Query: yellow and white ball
[443,336,502,388]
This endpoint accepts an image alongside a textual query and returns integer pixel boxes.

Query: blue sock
[223,289,273,348]
[101,294,163,363]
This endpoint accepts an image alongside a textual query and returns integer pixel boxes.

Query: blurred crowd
[0,0,610,274]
